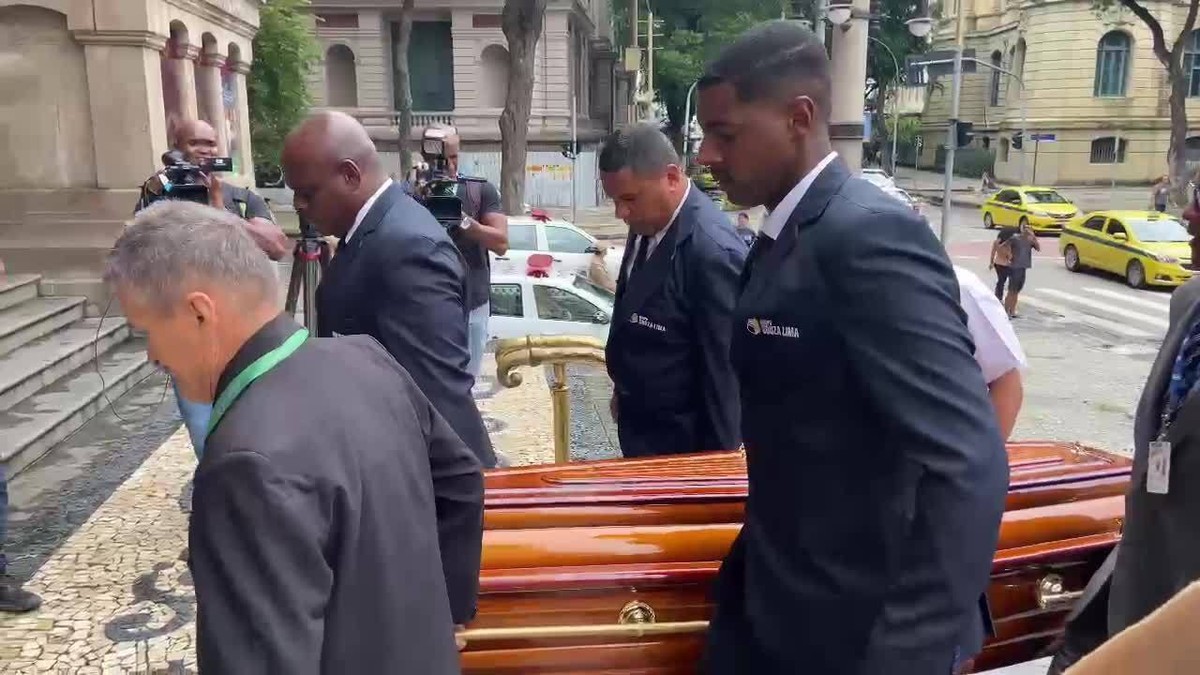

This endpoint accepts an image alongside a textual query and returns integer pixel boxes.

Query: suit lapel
[613,188,700,329]
[742,158,852,294]
[338,182,404,256]
[615,231,637,300]
[1149,301,1200,447]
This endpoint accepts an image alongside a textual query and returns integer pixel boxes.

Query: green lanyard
[206,328,309,435]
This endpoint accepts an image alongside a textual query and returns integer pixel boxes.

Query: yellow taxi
[980,186,1079,234]
[1059,210,1194,288]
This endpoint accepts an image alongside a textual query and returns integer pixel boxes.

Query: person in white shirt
[954,265,1027,439]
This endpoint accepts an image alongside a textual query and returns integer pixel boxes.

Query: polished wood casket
[462,441,1132,674]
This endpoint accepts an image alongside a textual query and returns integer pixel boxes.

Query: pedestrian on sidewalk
[1152,176,1171,213]
[1183,169,1200,269]
[0,465,42,613]
[990,221,1040,317]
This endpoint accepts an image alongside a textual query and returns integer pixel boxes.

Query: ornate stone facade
[918,0,1200,185]
[0,0,261,305]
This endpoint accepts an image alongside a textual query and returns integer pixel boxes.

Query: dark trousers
[0,463,8,575]
[994,266,1026,299]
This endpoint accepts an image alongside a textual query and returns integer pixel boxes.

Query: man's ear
[339,159,364,191]
[664,163,685,186]
[185,291,217,326]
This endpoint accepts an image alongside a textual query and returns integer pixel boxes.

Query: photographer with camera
[414,125,509,377]
[134,119,291,458]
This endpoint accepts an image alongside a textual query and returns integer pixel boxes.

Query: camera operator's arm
[461,181,508,256]
[239,190,292,261]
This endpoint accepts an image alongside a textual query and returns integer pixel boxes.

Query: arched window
[1186,30,1200,97]
[479,44,510,108]
[989,51,1002,106]
[1006,39,1026,102]
[1094,31,1130,97]
[325,44,357,108]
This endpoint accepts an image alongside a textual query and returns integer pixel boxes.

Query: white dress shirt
[954,265,1027,383]
[760,152,840,240]
[623,182,692,279]
[344,178,394,243]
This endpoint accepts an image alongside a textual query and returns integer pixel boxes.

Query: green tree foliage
[248,0,320,168]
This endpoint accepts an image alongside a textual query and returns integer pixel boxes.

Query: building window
[325,44,357,108]
[989,51,1002,106]
[1090,137,1127,164]
[533,286,600,322]
[1094,31,1131,97]
[1186,30,1200,97]
[399,21,455,112]
[999,138,1009,162]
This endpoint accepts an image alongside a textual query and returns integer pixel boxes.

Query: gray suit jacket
[1106,275,1200,633]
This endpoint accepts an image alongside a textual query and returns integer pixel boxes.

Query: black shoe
[0,578,42,613]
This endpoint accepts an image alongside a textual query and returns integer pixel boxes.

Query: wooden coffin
[462,441,1132,674]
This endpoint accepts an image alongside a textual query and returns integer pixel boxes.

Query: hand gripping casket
[461,441,1131,674]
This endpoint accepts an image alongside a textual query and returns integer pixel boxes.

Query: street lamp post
[867,36,901,175]
[682,79,699,167]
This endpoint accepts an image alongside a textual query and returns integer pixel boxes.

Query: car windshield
[572,274,615,306]
[1128,218,1191,242]
[863,173,892,187]
[1024,190,1070,204]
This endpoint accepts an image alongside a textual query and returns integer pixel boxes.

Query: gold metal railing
[494,335,608,464]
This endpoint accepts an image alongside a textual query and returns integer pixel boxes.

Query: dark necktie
[1162,317,1200,433]
[629,236,649,277]
[745,234,774,275]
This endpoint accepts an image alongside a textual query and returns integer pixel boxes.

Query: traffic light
[955,120,974,148]
[1011,132,1023,150]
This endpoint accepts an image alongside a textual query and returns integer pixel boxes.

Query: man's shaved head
[281,111,389,238]
[173,119,219,163]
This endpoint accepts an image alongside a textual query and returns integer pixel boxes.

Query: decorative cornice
[163,0,260,40]
[172,44,202,60]
[72,30,169,50]
[201,54,228,68]
[231,59,252,75]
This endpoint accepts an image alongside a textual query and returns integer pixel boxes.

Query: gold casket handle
[457,600,708,645]
[1036,573,1085,610]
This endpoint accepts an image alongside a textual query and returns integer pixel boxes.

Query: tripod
[284,218,332,333]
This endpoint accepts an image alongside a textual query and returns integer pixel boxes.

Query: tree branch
[1118,0,1172,66]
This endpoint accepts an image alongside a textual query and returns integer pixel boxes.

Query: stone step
[0,338,155,476]
[0,296,86,358]
[0,274,40,312]
[0,317,130,412]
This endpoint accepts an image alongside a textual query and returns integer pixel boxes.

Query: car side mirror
[584,245,602,254]
[1113,232,1128,241]
[593,311,610,325]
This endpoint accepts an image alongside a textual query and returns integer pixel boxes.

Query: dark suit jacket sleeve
[419,382,486,624]
[688,239,746,450]
[373,236,473,420]
[824,208,1009,611]
[190,450,332,674]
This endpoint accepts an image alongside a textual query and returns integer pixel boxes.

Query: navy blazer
[608,186,747,458]
[316,182,497,470]
[703,160,1009,674]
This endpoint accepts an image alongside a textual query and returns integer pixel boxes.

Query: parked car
[880,185,922,214]
[488,273,615,343]
[861,168,896,189]
[1060,210,1194,288]
[981,186,1079,234]
[492,211,624,281]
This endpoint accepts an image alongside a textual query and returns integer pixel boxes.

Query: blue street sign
[1031,133,1056,142]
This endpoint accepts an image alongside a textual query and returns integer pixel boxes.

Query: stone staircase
[0,274,155,477]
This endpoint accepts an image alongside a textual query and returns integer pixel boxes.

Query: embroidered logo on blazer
[629,313,666,333]
[746,318,799,338]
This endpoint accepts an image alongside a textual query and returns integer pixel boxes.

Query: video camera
[143,149,234,206]
[413,127,486,229]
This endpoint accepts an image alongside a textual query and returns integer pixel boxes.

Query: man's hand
[609,394,618,421]
[203,172,224,210]
[455,624,467,651]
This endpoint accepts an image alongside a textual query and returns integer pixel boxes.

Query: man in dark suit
[104,200,482,673]
[1048,275,1200,673]
[695,21,1009,674]
[281,111,496,471]
[599,123,746,458]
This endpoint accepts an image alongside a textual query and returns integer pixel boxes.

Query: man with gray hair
[106,200,484,673]
[599,122,747,458]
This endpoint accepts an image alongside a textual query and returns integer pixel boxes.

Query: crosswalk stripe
[1020,295,1156,339]
[1084,286,1172,311]
[1035,288,1169,329]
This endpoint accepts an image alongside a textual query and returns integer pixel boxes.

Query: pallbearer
[105,201,482,674]
[599,123,747,458]
[694,21,1009,674]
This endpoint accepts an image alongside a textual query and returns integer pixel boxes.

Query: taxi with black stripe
[1060,210,1193,288]
[981,186,1079,234]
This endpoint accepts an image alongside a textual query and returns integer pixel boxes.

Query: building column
[196,52,230,156]
[229,58,255,181]
[828,0,869,172]
[166,43,200,123]
[73,30,169,188]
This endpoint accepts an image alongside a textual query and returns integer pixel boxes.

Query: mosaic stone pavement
[0,355,554,673]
